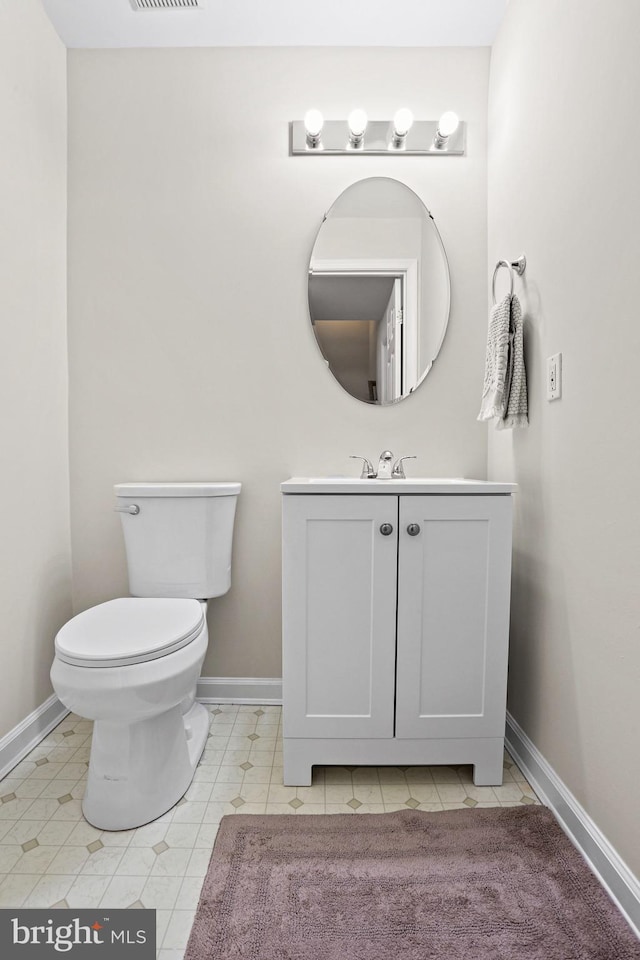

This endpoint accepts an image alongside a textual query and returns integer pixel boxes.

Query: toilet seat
[55,597,205,668]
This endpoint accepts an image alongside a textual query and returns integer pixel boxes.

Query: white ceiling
[40,0,508,49]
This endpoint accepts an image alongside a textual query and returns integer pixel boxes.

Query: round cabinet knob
[380,523,394,536]
[407,523,421,536]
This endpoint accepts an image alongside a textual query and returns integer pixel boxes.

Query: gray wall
[67,46,490,679]
[313,320,373,403]
[0,0,71,735]
[488,0,640,875]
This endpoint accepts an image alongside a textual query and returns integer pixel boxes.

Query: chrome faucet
[350,452,417,479]
[376,450,394,479]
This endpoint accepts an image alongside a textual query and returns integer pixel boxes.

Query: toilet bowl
[51,598,210,830]
[50,482,240,831]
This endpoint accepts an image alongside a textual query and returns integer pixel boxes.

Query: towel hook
[492,254,526,305]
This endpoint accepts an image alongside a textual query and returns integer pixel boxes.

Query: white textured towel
[498,294,528,429]
[478,293,528,428]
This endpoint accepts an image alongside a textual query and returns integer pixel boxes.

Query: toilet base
[82,701,209,831]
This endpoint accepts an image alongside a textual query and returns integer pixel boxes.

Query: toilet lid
[55,598,205,668]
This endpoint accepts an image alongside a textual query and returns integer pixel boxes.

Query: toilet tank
[114,482,241,599]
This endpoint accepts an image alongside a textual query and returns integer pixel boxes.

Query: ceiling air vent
[130,0,202,10]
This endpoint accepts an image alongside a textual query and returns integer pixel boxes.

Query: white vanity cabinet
[281,478,515,786]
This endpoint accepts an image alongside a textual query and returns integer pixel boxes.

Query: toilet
[50,481,241,831]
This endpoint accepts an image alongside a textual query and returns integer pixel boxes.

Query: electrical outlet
[546,353,562,401]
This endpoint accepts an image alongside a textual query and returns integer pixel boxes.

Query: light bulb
[348,109,368,138]
[438,111,459,138]
[393,108,414,137]
[304,109,324,139]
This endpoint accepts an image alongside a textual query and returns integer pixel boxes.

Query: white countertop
[281,477,516,495]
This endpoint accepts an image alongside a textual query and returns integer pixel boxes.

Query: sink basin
[288,476,464,483]
[281,477,516,495]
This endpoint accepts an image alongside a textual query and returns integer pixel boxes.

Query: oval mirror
[308,177,450,405]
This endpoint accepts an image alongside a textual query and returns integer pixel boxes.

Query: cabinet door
[282,495,398,739]
[395,495,512,739]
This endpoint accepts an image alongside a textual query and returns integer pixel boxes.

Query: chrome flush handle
[114,504,140,515]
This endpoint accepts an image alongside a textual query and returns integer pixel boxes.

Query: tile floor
[0,704,540,958]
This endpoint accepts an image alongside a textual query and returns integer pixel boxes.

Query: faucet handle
[391,456,417,479]
[349,456,375,479]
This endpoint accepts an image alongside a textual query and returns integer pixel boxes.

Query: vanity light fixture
[291,108,465,156]
[347,109,368,148]
[391,108,414,149]
[433,111,460,149]
[304,109,324,149]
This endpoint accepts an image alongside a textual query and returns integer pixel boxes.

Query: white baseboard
[0,694,70,781]
[506,710,640,937]
[196,676,282,705]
